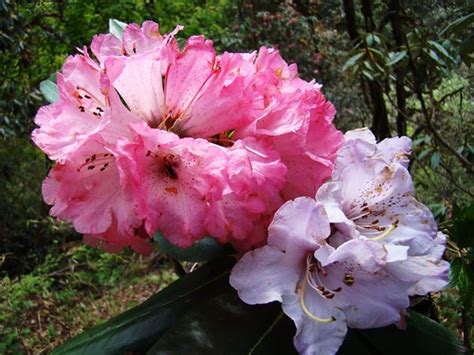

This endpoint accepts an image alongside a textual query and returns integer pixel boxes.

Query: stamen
[76,86,104,107]
[243,144,268,159]
[349,211,370,221]
[299,276,336,323]
[370,222,398,241]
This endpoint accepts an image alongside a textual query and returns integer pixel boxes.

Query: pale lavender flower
[230,128,449,355]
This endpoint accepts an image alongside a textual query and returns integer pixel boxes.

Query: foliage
[448,204,474,305]
[0,243,176,353]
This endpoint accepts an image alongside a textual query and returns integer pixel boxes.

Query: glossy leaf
[340,311,462,355]
[147,285,296,355]
[53,257,235,355]
[154,232,234,262]
[148,281,461,355]
[109,18,127,39]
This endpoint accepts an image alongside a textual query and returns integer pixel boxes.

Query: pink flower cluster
[33,21,343,254]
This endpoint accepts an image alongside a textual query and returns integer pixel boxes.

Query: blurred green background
[0,0,472,353]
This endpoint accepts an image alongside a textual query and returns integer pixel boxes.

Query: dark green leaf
[431,151,441,168]
[154,232,234,262]
[148,282,460,355]
[450,259,474,304]
[109,18,127,39]
[450,204,474,249]
[53,257,235,355]
[418,148,433,160]
[340,311,462,355]
[441,13,474,36]
[147,284,296,355]
[39,79,58,103]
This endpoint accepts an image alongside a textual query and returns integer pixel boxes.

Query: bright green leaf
[109,18,127,39]
[39,79,58,103]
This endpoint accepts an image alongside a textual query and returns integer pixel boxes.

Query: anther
[343,273,355,286]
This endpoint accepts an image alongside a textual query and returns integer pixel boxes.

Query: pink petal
[105,53,164,126]
[164,36,217,121]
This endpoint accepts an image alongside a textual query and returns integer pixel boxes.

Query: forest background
[0,0,472,353]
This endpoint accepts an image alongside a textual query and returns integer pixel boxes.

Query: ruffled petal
[117,122,227,248]
[282,291,347,355]
[105,53,164,126]
[230,245,302,304]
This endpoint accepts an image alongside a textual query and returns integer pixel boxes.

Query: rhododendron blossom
[33,21,342,253]
[230,129,449,355]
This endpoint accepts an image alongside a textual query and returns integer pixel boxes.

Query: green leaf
[362,70,374,81]
[39,78,58,103]
[441,13,474,36]
[428,40,456,64]
[147,285,297,355]
[154,232,234,262]
[340,311,462,355]
[53,257,235,355]
[109,18,127,39]
[342,52,365,72]
[450,204,474,249]
[418,148,433,160]
[450,259,474,305]
[387,50,407,66]
[366,33,374,47]
[430,151,441,168]
[426,48,447,67]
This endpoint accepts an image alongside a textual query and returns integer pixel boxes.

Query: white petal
[344,128,376,144]
[229,245,302,305]
[282,291,347,355]
[268,197,331,251]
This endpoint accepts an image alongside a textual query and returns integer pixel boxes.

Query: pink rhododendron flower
[230,129,449,354]
[33,21,342,253]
